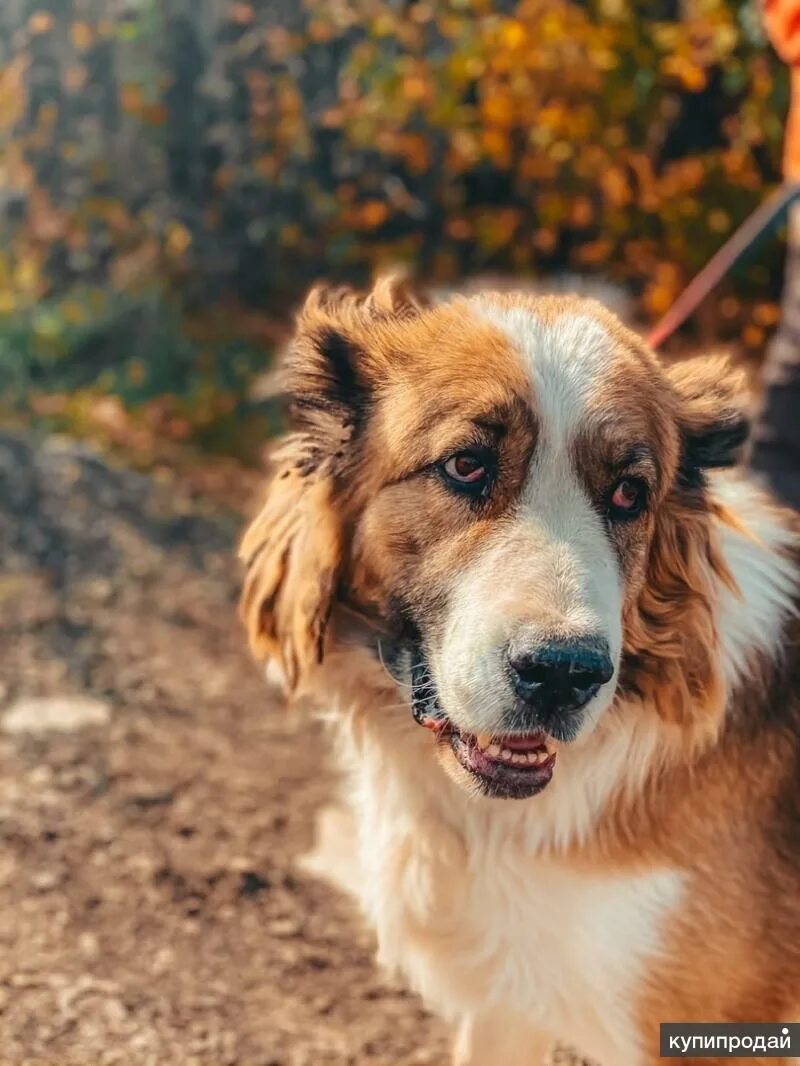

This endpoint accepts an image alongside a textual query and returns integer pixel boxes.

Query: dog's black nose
[507,636,614,714]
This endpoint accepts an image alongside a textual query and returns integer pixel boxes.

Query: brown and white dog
[240,277,800,1066]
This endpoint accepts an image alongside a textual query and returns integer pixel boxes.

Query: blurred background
[0,2,792,1064]
[0,0,791,464]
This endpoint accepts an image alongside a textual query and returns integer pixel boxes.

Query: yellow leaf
[402,75,429,103]
[533,228,557,254]
[308,19,333,43]
[229,3,255,25]
[61,301,86,325]
[600,167,630,208]
[570,197,593,228]
[754,302,780,327]
[481,128,511,164]
[482,92,515,127]
[71,22,94,50]
[16,257,40,293]
[499,19,527,50]
[120,84,145,115]
[29,12,53,34]
[166,223,192,256]
[661,56,707,93]
[143,103,167,126]
[255,154,278,180]
[213,166,235,191]
[65,65,88,92]
[742,325,764,348]
[359,201,389,229]
[0,56,27,131]
[446,218,472,240]
[577,238,613,265]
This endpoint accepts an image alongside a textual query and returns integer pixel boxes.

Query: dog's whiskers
[375,638,414,690]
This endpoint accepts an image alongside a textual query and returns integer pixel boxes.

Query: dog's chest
[356,792,684,1065]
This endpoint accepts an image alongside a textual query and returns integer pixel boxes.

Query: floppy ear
[240,273,424,689]
[284,271,424,470]
[283,293,370,469]
[238,287,360,691]
[623,354,748,733]
[667,355,750,483]
[239,443,342,693]
[623,494,733,732]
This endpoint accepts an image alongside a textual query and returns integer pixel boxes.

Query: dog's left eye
[608,476,648,520]
[441,450,490,494]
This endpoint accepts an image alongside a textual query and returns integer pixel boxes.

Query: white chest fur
[312,713,684,1066]
[295,476,795,1065]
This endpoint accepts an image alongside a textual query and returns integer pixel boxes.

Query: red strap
[647,184,800,349]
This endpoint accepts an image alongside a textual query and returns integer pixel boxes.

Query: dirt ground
[0,431,595,1066]
[0,430,454,1066]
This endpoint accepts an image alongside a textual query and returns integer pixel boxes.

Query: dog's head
[241,278,747,799]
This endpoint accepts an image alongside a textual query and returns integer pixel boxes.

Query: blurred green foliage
[0,0,790,458]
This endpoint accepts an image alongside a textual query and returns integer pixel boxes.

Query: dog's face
[242,279,747,800]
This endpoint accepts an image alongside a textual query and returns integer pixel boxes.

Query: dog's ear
[240,274,424,688]
[285,272,425,470]
[624,354,748,732]
[239,441,342,693]
[667,355,749,481]
[284,292,370,467]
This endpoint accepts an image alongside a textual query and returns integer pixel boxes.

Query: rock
[2,695,111,735]
[29,868,63,893]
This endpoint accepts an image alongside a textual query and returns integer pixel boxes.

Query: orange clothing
[764,0,800,177]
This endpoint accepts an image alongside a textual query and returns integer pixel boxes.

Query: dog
[240,276,800,1065]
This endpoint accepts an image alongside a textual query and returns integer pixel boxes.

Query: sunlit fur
[241,278,800,1065]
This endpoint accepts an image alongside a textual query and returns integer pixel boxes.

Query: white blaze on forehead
[430,299,625,738]
[468,300,616,444]
[467,299,621,605]
[467,300,623,649]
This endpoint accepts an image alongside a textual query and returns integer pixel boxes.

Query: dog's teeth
[478,741,551,767]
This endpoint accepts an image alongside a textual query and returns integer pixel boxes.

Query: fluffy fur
[241,278,800,1066]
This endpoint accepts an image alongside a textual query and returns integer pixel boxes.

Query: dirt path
[0,432,447,1065]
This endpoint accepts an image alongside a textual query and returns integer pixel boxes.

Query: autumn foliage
[0,0,789,456]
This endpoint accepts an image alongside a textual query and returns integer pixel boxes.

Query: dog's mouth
[409,647,555,800]
[423,715,556,799]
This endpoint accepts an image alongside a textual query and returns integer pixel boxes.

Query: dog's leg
[297,803,361,899]
[453,1013,555,1066]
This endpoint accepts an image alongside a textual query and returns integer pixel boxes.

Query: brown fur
[241,276,541,680]
[240,448,342,690]
[240,277,800,1062]
[241,276,755,730]
[619,358,749,733]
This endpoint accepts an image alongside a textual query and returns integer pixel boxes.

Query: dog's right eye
[441,450,491,496]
